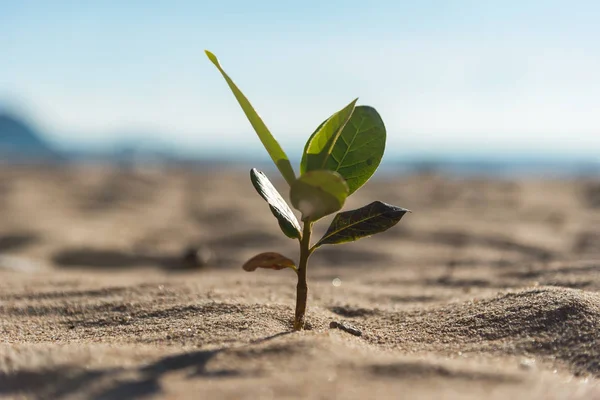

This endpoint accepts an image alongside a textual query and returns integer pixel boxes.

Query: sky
[1,0,599,160]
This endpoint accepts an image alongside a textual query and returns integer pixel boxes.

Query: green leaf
[301,98,357,173]
[290,170,349,221]
[205,50,296,186]
[243,252,297,272]
[301,106,386,195]
[250,169,302,239]
[315,201,409,247]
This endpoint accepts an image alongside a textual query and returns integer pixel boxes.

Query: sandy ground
[1,165,600,399]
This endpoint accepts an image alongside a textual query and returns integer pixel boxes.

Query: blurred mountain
[0,114,60,161]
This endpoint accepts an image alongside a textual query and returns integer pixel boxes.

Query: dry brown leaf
[242,252,296,272]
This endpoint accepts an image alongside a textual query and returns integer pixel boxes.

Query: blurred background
[0,0,599,274]
[1,0,599,172]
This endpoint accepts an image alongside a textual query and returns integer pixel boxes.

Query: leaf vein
[336,116,365,172]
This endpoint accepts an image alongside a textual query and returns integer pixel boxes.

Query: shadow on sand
[0,332,291,399]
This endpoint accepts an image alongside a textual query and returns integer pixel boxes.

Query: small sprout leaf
[290,170,349,221]
[205,50,296,186]
[301,98,357,174]
[302,106,386,195]
[315,201,409,247]
[243,252,296,272]
[250,169,302,239]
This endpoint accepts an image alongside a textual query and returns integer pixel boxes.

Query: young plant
[206,50,410,330]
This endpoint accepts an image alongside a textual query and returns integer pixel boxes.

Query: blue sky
[1,0,599,160]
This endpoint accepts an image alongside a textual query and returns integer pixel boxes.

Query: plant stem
[293,220,313,331]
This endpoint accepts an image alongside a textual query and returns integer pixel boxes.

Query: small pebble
[181,245,214,269]
[329,321,362,337]
[519,358,536,371]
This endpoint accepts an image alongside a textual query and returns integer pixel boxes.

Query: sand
[1,165,599,399]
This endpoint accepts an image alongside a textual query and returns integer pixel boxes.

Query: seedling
[206,51,410,330]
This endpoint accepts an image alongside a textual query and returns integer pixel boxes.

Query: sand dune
[0,166,599,399]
